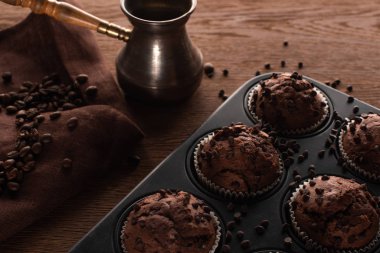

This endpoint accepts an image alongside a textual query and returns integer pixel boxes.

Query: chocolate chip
[281,60,286,67]
[309,180,316,187]
[353,105,359,113]
[297,155,305,163]
[222,95,228,101]
[315,188,324,195]
[264,63,271,69]
[302,194,310,202]
[322,175,330,181]
[75,74,88,85]
[260,219,269,228]
[283,41,288,47]
[62,158,72,169]
[298,62,303,69]
[255,70,261,76]
[218,89,225,98]
[67,117,79,131]
[347,85,353,92]
[223,69,229,77]
[240,240,250,250]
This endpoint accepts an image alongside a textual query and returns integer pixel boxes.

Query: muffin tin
[70,73,380,253]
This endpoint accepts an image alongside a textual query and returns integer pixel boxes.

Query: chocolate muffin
[248,72,328,134]
[121,190,220,253]
[194,123,282,198]
[340,113,380,180]
[290,175,380,250]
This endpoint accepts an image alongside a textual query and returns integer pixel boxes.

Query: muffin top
[250,72,327,132]
[291,175,380,249]
[122,190,218,253]
[342,113,380,176]
[196,123,281,193]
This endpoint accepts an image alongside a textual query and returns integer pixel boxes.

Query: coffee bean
[23,161,36,172]
[31,142,43,155]
[62,103,76,110]
[85,86,98,98]
[19,146,31,158]
[204,63,215,78]
[255,225,265,235]
[233,212,242,223]
[41,133,53,144]
[227,220,235,231]
[318,150,325,158]
[283,236,293,248]
[225,230,232,243]
[7,182,20,192]
[49,111,61,121]
[76,74,89,85]
[67,117,79,131]
[2,72,12,83]
[240,240,250,250]
[221,244,231,253]
[62,158,73,169]
[236,230,244,240]
[6,105,18,115]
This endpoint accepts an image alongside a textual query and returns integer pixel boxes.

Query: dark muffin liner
[338,123,380,182]
[288,178,380,253]
[247,86,330,136]
[193,133,284,200]
[119,194,222,253]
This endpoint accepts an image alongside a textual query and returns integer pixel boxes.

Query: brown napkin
[0,1,143,242]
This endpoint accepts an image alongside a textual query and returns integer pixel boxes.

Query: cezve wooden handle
[1,0,131,42]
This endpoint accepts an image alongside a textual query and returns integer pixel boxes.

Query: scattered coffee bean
[240,240,250,250]
[318,149,325,158]
[225,230,233,243]
[264,63,271,70]
[31,142,43,155]
[62,158,73,169]
[204,63,214,78]
[7,181,20,192]
[233,212,242,223]
[353,105,359,113]
[260,219,269,228]
[49,111,61,121]
[255,225,265,235]
[6,105,18,115]
[221,245,231,253]
[347,85,353,92]
[2,72,12,83]
[85,86,98,98]
[223,69,229,77]
[67,117,79,131]
[227,220,235,231]
[75,74,88,85]
[283,236,293,248]
[298,62,303,69]
[236,230,245,240]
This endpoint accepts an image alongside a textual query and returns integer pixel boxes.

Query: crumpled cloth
[0,1,143,242]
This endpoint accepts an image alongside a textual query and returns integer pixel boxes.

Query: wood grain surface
[1,0,380,252]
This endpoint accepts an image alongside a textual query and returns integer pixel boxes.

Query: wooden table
[1,0,380,252]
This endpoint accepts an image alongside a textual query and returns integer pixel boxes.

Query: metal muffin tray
[70,73,380,253]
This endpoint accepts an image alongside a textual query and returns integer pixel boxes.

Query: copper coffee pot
[1,0,203,104]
